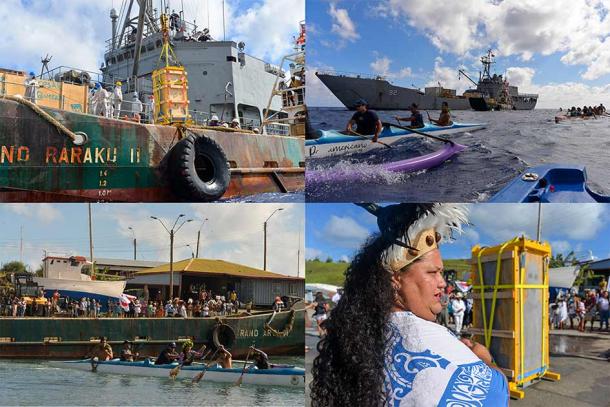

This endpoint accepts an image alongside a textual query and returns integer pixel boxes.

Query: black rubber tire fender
[169,133,230,202]
[211,323,236,350]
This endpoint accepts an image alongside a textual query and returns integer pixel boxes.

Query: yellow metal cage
[470,236,560,399]
[151,66,191,125]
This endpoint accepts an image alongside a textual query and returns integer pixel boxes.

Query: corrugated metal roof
[136,258,304,280]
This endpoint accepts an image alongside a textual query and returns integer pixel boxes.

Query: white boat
[49,359,305,387]
[33,255,125,300]
[305,121,486,159]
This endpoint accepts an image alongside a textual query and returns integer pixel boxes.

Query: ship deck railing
[316,70,388,81]
[515,93,539,98]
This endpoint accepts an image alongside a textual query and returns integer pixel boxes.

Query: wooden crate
[152,66,190,124]
[0,72,87,113]
[470,236,559,398]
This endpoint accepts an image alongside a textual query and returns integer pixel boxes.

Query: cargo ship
[315,71,471,110]
[0,1,305,202]
[458,50,538,111]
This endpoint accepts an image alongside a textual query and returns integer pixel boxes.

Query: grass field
[306,258,471,286]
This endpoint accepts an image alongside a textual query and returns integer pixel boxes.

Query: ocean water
[0,358,304,406]
[306,108,610,202]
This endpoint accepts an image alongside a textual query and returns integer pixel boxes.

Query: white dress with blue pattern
[384,311,508,407]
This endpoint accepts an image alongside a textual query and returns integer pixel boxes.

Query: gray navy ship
[315,71,471,110]
[459,50,538,111]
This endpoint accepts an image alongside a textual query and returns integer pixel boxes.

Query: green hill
[306,258,471,286]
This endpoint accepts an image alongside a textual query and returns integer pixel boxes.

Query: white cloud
[340,254,350,262]
[319,215,369,248]
[551,240,572,255]
[306,66,344,107]
[306,247,324,260]
[0,0,301,75]
[379,0,610,81]
[370,56,412,79]
[5,204,62,224]
[469,204,608,243]
[329,3,360,42]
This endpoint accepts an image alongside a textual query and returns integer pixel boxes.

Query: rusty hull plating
[0,99,305,202]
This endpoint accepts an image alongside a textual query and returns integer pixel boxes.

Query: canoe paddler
[215,345,233,368]
[346,99,382,142]
[395,103,425,129]
[428,102,453,126]
[154,342,180,365]
[179,340,207,366]
[249,346,270,370]
[120,340,139,362]
[90,336,113,361]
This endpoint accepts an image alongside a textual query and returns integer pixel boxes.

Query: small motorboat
[306,121,485,159]
[49,359,305,387]
[489,164,610,203]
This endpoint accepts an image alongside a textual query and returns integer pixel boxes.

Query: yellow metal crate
[470,236,560,399]
[152,66,190,125]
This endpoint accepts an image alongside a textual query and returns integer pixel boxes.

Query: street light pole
[263,208,284,271]
[151,214,192,301]
[128,226,137,260]
[196,218,208,258]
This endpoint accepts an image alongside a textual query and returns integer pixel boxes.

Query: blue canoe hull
[490,165,610,203]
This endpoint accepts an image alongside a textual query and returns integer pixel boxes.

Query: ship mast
[262,21,307,137]
[480,49,495,81]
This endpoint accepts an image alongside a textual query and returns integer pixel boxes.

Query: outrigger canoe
[306,141,466,184]
[49,359,305,387]
[490,164,610,203]
[306,122,485,158]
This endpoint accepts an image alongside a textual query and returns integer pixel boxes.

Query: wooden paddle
[235,347,254,387]
[348,129,392,149]
[390,119,452,144]
[192,348,220,384]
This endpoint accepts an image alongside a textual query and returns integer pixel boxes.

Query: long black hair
[310,204,437,406]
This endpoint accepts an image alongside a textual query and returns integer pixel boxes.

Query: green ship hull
[0,309,304,359]
[0,98,304,202]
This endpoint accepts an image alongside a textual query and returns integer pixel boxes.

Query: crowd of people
[0,288,253,319]
[561,104,607,117]
[550,283,609,332]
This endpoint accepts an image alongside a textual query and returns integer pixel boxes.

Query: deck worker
[24,72,39,104]
[91,337,113,361]
[155,342,180,365]
[132,92,143,123]
[216,345,233,368]
[249,346,270,370]
[230,118,241,129]
[396,103,425,129]
[310,204,509,407]
[209,115,221,126]
[112,82,123,119]
[428,101,453,126]
[170,10,181,32]
[345,99,382,142]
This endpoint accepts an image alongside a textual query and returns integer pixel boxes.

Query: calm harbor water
[307,107,610,202]
[0,358,304,406]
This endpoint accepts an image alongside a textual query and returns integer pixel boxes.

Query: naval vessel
[0,0,305,202]
[459,50,538,111]
[316,71,471,110]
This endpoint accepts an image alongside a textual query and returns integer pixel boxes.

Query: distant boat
[34,255,125,301]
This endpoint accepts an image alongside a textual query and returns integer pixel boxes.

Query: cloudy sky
[307,0,610,108]
[0,0,304,73]
[306,203,610,263]
[0,203,304,278]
